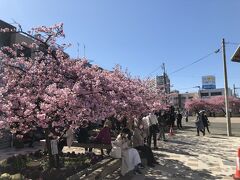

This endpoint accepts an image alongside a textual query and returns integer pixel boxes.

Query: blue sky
[0,0,240,93]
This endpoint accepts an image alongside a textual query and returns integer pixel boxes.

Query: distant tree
[207,96,240,114]
[185,98,211,114]
[185,96,240,115]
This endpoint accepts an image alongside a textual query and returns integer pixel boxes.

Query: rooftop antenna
[77,42,80,59]
[83,44,86,58]
[82,44,94,63]
[11,19,22,31]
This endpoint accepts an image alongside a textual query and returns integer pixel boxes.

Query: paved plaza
[0,117,239,179]
[105,128,239,180]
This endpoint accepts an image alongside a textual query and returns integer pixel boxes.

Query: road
[185,116,240,137]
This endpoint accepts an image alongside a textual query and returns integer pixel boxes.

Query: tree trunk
[221,108,226,115]
[45,129,55,168]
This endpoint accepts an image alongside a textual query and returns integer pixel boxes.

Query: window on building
[201,93,209,97]
[211,92,222,96]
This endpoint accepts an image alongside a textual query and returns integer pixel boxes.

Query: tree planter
[0,151,104,180]
[13,139,24,149]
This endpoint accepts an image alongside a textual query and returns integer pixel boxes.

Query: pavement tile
[0,121,239,179]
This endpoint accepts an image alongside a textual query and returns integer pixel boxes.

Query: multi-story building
[169,91,199,110]
[155,74,170,93]
[0,20,41,149]
[200,75,232,98]
[199,88,232,99]
[0,20,34,57]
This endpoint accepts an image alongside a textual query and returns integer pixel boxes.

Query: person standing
[202,112,211,134]
[75,120,90,152]
[169,106,176,128]
[176,111,183,130]
[185,111,189,123]
[147,112,159,149]
[195,111,205,136]
[157,111,167,141]
[142,114,150,143]
[133,122,158,167]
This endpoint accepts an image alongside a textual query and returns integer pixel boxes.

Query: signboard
[231,46,240,63]
[202,75,216,89]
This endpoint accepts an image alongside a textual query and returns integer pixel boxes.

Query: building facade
[0,20,34,58]
[202,75,216,89]
[155,74,170,93]
[199,88,232,99]
[169,91,199,110]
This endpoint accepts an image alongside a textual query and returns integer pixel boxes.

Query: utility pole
[83,44,86,58]
[233,84,236,97]
[233,84,240,97]
[77,42,80,59]
[162,63,167,93]
[222,38,232,136]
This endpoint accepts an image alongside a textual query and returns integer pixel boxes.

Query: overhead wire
[146,47,222,78]
[147,64,164,77]
[169,48,221,75]
[226,42,240,46]
[174,86,199,91]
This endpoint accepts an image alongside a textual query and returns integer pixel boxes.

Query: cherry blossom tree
[0,23,166,167]
[184,98,211,113]
[207,96,240,114]
[185,96,240,115]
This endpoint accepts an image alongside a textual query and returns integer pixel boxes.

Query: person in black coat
[169,106,176,128]
[75,120,90,151]
[176,111,183,129]
[157,111,167,141]
[202,112,210,134]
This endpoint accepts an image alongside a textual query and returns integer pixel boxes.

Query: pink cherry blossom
[0,23,167,138]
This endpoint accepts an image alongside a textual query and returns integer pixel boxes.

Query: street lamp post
[233,84,240,97]
[222,38,231,136]
[193,86,201,97]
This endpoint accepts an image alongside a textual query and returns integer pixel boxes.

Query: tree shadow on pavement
[211,133,240,137]
[106,158,223,180]
[156,148,198,157]
[165,139,193,145]
[180,126,195,130]
[208,136,228,139]
[145,158,224,180]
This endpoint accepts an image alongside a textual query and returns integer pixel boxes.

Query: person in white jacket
[113,128,144,176]
[141,115,149,142]
[147,112,159,149]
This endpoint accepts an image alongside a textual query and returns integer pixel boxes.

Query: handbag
[110,146,121,158]
[207,120,210,126]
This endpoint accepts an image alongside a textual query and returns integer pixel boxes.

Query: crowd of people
[60,106,190,175]
[49,106,211,176]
